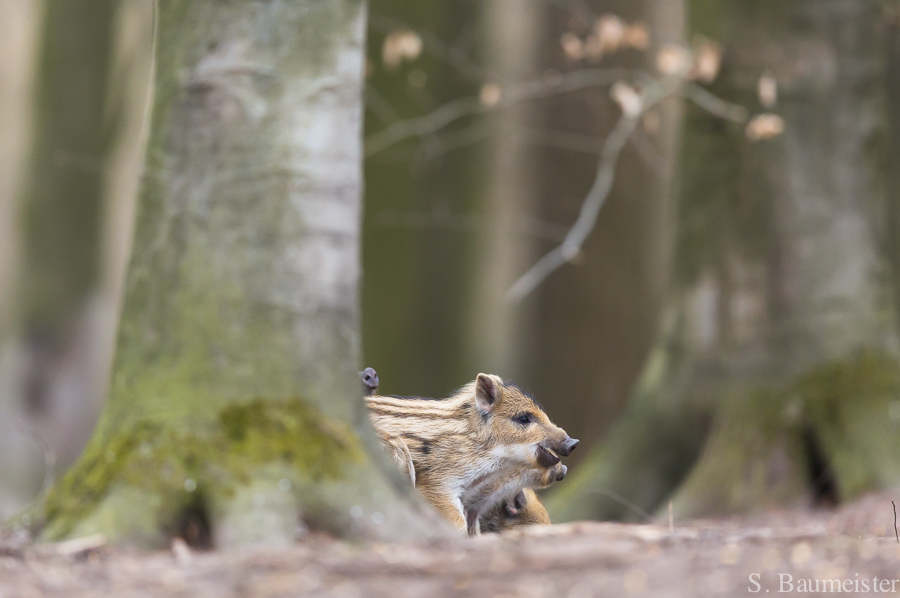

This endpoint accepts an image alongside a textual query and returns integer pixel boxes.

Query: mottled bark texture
[550,0,899,521]
[24,0,445,548]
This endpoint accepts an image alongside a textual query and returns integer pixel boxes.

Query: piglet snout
[556,437,579,457]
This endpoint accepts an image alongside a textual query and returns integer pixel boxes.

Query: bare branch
[364,52,748,302]
[365,67,649,157]
[424,120,494,156]
[685,83,748,123]
[365,84,402,126]
[580,488,655,523]
[366,96,483,156]
[507,77,681,302]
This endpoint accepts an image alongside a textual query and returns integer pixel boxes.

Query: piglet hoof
[555,464,567,482]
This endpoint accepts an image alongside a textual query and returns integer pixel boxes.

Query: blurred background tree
[0,0,152,519]
[550,0,900,521]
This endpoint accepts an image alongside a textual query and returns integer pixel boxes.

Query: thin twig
[685,83,749,123]
[366,96,482,156]
[365,68,649,156]
[668,500,674,533]
[365,84,403,127]
[893,500,898,543]
[582,488,654,523]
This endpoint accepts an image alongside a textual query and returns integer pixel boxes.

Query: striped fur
[366,373,573,535]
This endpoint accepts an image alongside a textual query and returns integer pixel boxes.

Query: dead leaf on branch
[758,72,778,108]
[610,81,643,117]
[382,30,422,70]
[656,44,692,77]
[691,39,722,83]
[560,32,585,62]
[623,23,650,50]
[745,113,785,141]
[479,83,502,108]
[562,16,650,63]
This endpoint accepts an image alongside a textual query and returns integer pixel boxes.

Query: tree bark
[27,0,444,548]
[550,0,897,521]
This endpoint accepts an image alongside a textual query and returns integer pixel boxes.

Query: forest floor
[2,492,900,597]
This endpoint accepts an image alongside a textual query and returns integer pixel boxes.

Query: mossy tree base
[20,397,444,548]
[548,350,900,523]
[672,351,900,518]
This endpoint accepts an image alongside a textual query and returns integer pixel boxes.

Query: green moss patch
[31,397,362,541]
[674,350,900,516]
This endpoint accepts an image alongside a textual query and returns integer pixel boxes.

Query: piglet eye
[515,413,532,426]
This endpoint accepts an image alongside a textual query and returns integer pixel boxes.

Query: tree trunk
[550,0,897,521]
[0,0,122,518]
[886,7,900,320]
[0,0,40,520]
[462,0,544,378]
[27,0,444,548]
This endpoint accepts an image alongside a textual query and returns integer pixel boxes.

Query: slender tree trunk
[0,0,41,519]
[886,7,900,320]
[0,0,121,517]
[362,2,485,399]
[29,0,444,548]
[550,0,897,521]
[462,0,544,378]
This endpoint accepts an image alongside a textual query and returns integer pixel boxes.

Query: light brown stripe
[366,396,457,410]
[367,406,457,420]
[365,404,452,417]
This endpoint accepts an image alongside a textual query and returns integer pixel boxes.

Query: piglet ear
[475,373,500,413]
